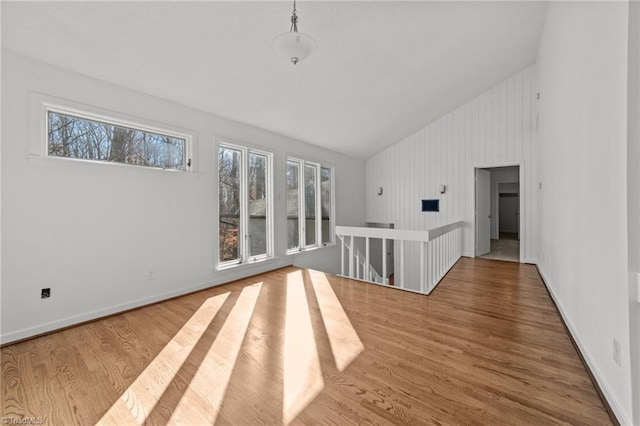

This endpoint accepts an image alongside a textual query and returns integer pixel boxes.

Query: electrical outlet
[41,288,51,299]
[146,270,156,281]
[613,338,621,366]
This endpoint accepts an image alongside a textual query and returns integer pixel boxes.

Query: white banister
[335,221,463,296]
[382,238,387,285]
[365,237,370,282]
[340,236,345,276]
[349,235,354,278]
[399,240,405,289]
[419,241,425,293]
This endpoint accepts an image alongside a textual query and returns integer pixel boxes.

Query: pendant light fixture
[272,0,317,65]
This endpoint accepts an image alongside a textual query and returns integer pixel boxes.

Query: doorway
[475,165,521,262]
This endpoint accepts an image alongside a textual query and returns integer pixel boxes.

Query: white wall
[536,2,633,423]
[627,1,640,424]
[0,50,366,344]
[366,66,537,265]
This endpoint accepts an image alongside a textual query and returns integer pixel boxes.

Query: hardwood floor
[1,258,612,425]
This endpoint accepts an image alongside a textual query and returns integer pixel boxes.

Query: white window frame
[287,157,335,254]
[43,103,192,171]
[320,165,336,247]
[217,141,274,269]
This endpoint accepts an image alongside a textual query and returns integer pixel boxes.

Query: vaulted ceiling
[1,1,548,159]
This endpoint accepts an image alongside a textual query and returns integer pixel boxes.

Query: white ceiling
[1,1,548,159]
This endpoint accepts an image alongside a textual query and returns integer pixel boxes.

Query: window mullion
[315,164,322,247]
[241,148,249,262]
[299,160,305,251]
[330,168,336,244]
[267,154,273,257]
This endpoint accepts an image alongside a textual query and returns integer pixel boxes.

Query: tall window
[304,163,317,247]
[286,161,300,251]
[47,108,189,171]
[219,146,242,262]
[287,158,334,252]
[248,152,268,257]
[321,167,333,244]
[218,143,272,266]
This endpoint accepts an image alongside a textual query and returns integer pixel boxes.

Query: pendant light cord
[290,0,299,32]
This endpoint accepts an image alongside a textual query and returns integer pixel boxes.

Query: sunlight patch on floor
[96,291,231,425]
[168,282,262,425]
[283,271,324,425]
[309,270,364,371]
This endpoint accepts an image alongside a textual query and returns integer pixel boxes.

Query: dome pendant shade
[272,31,317,65]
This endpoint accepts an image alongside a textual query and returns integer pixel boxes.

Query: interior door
[476,169,491,256]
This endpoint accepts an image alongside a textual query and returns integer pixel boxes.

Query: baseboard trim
[1,260,293,345]
[536,265,630,426]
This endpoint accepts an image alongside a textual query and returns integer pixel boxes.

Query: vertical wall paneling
[500,82,507,162]
[366,66,538,264]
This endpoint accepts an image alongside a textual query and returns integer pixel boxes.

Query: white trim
[519,163,525,263]
[537,266,631,426]
[37,98,193,172]
[286,243,335,257]
[472,162,525,263]
[335,221,463,242]
[321,165,336,246]
[285,156,336,254]
[30,92,197,161]
[303,161,320,249]
[44,103,191,142]
[315,162,322,248]
[473,161,523,169]
[217,143,245,266]
[216,141,275,269]
[285,158,303,253]
[0,259,291,345]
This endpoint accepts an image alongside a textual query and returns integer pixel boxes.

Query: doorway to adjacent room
[475,165,521,262]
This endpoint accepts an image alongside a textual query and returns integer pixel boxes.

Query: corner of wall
[536,266,633,425]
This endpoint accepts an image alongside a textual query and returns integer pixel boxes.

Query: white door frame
[475,168,492,256]
[473,162,525,263]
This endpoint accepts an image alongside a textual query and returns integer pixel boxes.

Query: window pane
[304,164,317,246]
[48,111,186,170]
[219,147,242,262]
[321,167,332,244]
[286,161,300,250]
[248,152,268,257]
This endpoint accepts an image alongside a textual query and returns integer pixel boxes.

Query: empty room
[1,1,639,425]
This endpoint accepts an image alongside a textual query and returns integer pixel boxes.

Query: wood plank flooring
[1,258,612,425]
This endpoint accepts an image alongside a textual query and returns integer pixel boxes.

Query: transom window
[287,158,334,252]
[218,143,273,267]
[47,108,189,171]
